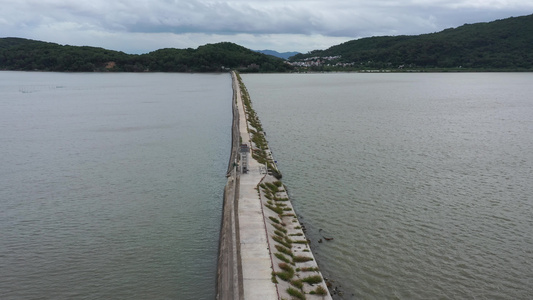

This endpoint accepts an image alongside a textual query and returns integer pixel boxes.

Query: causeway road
[217,71,331,300]
[217,71,278,299]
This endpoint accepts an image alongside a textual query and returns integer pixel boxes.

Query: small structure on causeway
[240,144,249,174]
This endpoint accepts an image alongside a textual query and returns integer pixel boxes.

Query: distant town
[287,56,355,68]
[287,55,417,71]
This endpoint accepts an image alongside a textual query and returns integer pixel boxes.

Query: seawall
[217,71,332,299]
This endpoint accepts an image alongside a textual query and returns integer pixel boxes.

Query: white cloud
[1,0,531,53]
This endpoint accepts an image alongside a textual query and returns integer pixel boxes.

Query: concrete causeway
[217,71,332,300]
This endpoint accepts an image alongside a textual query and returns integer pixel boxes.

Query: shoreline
[217,71,332,299]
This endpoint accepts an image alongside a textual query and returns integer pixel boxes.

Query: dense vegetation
[2,14,532,72]
[0,38,292,72]
[290,14,533,71]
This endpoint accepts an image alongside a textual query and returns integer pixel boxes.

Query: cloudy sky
[1,0,532,54]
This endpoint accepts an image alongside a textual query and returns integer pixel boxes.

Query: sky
[1,0,532,54]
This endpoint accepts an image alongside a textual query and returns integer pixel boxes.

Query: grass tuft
[314,285,328,295]
[269,216,280,224]
[302,275,322,285]
[292,239,308,245]
[274,252,291,264]
[287,287,306,300]
[271,272,278,284]
[266,204,283,215]
[272,235,292,249]
[293,256,314,263]
[272,223,287,233]
[290,279,303,289]
[275,245,293,257]
[276,271,293,281]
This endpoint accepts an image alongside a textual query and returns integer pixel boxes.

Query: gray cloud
[1,0,532,53]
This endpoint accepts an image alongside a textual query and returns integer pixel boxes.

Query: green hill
[0,38,292,72]
[290,14,533,70]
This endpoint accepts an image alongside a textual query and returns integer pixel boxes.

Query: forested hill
[0,38,292,72]
[290,14,533,70]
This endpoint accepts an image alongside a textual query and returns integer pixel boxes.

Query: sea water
[0,72,231,300]
[243,72,533,299]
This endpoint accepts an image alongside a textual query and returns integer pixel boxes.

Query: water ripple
[0,72,231,300]
[245,73,533,299]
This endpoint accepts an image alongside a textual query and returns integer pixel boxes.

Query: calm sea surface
[243,73,533,299]
[0,72,231,299]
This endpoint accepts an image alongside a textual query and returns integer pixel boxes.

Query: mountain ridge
[254,50,300,60]
[290,14,533,70]
[0,38,292,72]
[2,13,532,72]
